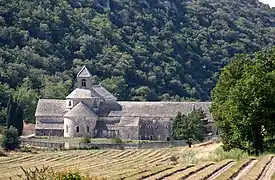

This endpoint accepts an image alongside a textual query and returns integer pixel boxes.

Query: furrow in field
[207,161,236,180]
[108,154,171,179]
[162,162,214,180]
[215,157,256,180]
[233,159,257,180]
[144,165,193,180]
[241,155,274,180]
[185,159,234,180]
[79,150,162,174]
[259,157,275,180]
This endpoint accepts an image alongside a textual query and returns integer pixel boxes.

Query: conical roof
[77,65,91,78]
[64,102,97,117]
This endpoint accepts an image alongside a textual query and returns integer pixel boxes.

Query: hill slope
[0,0,275,123]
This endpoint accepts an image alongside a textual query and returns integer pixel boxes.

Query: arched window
[68,100,72,107]
[149,135,153,140]
[81,79,86,87]
[87,126,89,133]
[76,126,80,133]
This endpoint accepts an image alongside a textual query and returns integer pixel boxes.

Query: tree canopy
[0,0,275,124]
[211,47,275,155]
[172,109,208,147]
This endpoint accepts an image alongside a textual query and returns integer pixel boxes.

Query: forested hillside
[0,0,275,123]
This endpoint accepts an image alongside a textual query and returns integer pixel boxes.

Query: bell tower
[77,65,93,90]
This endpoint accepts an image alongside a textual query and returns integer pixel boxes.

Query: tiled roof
[117,101,212,120]
[64,102,97,117]
[92,85,117,101]
[118,116,140,126]
[66,88,99,99]
[35,99,67,117]
[77,65,91,78]
[35,123,64,130]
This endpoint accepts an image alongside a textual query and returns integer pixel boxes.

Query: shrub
[208,147,248,162]
[181,150,198,164]
[0,150,7,157]
[170,155,179,165]
[18,166,104,180]
[1,126,20,151]
[81,137,91,144]
[111,137,123,144]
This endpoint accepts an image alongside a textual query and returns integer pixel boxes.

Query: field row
[1,150,275,180]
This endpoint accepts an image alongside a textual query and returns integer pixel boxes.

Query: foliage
[111,137,123,144]
[6,95,24,135]
[211,47,275,155]
[0,0,275,124]
[181,150,199,164]
[81,137,91,144]
[0,150,7,157]
[208,147,248,162]
[172,109,208,147]
[1,126,20,151]
[18,166,103,180]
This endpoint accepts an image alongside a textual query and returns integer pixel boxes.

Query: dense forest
[0,0,275,124]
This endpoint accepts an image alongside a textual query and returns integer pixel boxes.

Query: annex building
[35,66,216,141]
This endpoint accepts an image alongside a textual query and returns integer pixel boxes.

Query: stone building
[35,66,216,141]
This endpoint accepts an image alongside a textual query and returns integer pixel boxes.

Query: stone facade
[35,66,217,141]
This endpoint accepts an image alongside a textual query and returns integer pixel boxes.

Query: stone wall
[118,126,139,140]
[64,117,97,137]
[139,118,172,141]
[21,139,65,149]
[35,129,64,136]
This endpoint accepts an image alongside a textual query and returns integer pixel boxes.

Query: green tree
[6,95,24,136]
[1,126,20,151]
[172,109,208,148]
[211,48,275,155]
[13,78,39,123]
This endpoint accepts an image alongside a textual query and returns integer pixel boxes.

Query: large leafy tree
[211,47,275,155]
[172,109,208,147]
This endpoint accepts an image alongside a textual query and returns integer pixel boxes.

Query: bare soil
[259,157,275,180]
[233,159,257,180]
[207,161,236,180]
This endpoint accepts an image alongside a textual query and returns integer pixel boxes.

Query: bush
[111,137,123,144]
[81,137,91,144]
[1,126,20,151]
[18,166,104,180]
[0,150,7,157]
[181,150,198,164]
[208,147,248,162]
[170,155,179,165]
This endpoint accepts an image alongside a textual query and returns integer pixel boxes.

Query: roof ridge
[77,65,91,77]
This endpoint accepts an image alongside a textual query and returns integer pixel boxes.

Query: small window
[165,125,169,129]
[68,100,72,107]
[149,135,153,140]
[148,125,151,128]
[81,79,86,87]
[155,125,158,129]
[87,126,89,133]
[66,125,68,133]
[76,126,80,133]
[167,137,170,141]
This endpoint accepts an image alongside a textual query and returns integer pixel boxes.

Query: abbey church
[35,66,216,141]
